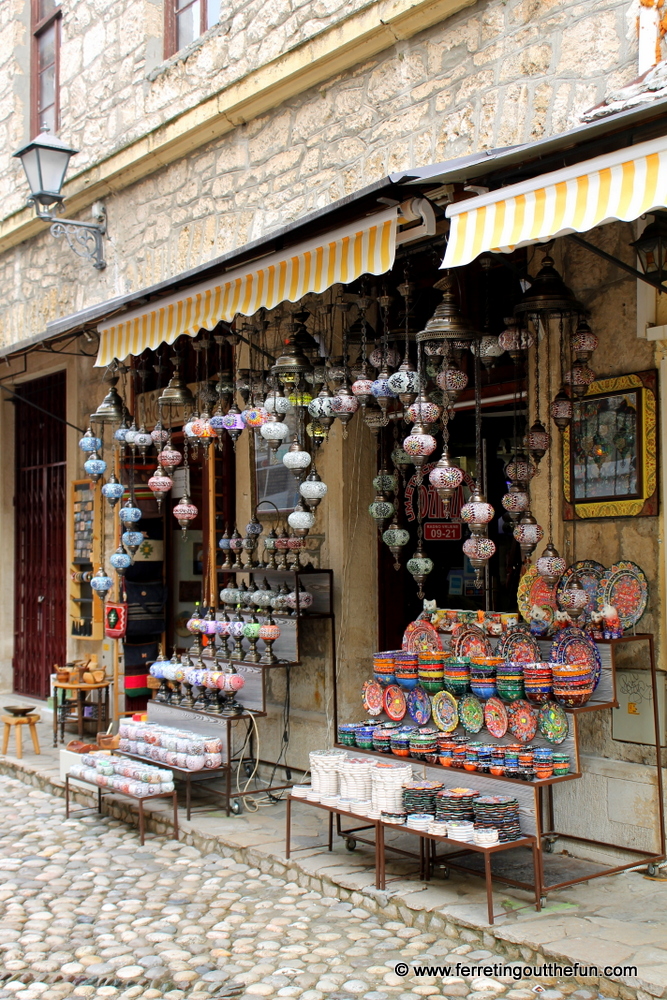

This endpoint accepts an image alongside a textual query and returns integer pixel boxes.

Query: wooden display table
[65,772,178,845]
[53,681,111,746]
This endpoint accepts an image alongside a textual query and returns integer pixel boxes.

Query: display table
[53,681,111,746]
[116,749,228,820]
[65,773,178,845]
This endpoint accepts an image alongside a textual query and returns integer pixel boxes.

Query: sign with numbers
[424,522,462,541]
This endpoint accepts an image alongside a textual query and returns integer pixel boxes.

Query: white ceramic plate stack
[371,761,414,813]
[474,827,499,847]
[290,784,309,798]
[406,813,434,831]
[310,748,346,797]
[337,756,374,803]
[427,819,449,836]
[320,794,340,808]
[352,799,372,816]
[447,820,475,843]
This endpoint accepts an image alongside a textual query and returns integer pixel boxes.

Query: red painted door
[13,372,67,698]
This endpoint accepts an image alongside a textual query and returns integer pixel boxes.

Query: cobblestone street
[0,773,610,1000]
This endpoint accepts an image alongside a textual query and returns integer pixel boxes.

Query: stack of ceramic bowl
[502,744,521,779]
[390,728,413,757]
[373,651,396,686]
[436,736,457,766]
[553,752,570,775]
[338,723,360,746]
[337,756,374,802]
[473,795,521,842]
[354,724,378,750]
[533,747,553,778]
[473,827,499,846]
[372,726,393,754]
[443,658,470,696]
[409,728,439,761]
[381,811,407,825]
[371,760,413,813]
[518,747,535,781]
[523,662,553,705]
[406,813,434,831]
[309,748,346,798]
[402,779,443,815]
[447,820,475,843]
[418,652,445,694]
[552,663,593,707]
[496,662,525,701]
[469,662,497,700]
[435,787,480,823]
[394,652,419,690]
[452,742,468,769]
[476,745,493,773]
[490,747,505,775]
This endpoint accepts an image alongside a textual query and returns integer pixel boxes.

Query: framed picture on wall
[563,370,658,520]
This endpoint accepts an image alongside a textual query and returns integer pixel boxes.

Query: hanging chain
[546,318,554,543]
[403,264,410,360]
[360,278,368,365]
[381,284,390,367]
[474,346,482,489]
[534,319,541,425]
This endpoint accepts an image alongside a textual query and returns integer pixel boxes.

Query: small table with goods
[53,680,111,747]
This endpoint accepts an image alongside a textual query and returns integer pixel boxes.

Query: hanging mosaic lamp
[501,488,531,522]
[157,446,182,469]
[382,515,410,571]
[173,494,198,539]
[119,501,142,527]
[436,362,468,402]
[308,388,336,430]
[350,363,375,410]
[84,453,107,483]
[557,575,589,620]
[79,428,102,453]
[331,382,360,430]
[564,361,596,399]
[505,457,537,488]
[498,318,534,362]
[387,359,421,406]
[114,419,131,444]
[369,345,400,369]
[570,319,599,361]
[221,403,245,444]
[373,469,398,496]
[416,275,483,349]
[370,366,397,417]
[90,567,113,601]
[428,450,463,514]
[406,392,442,426]
[406,541,434,599]
[151,423,169,448]
[391,445,413,471]
[527,420,550,465]
[121,530,144,556]
[110,544,132,576]
[287,501,316,537]
[513,512,544,560]
[124,422,138,449]
[368,491,395,529]
[460,489,494,535]
[550,387,574,431]
[148,466,173,510]
[132,427,153,459]
[473,335,504,368]
[462,535,496,586]
[241,405,269,428]
[283,439,312,481]
[101,473,124,509]
[300,469,328,508]
[536,542,567,585]
[402,422,437,467]
[260,415,290,456]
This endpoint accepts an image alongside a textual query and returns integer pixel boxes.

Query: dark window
[32,0,61,135]
[165,0,221,57]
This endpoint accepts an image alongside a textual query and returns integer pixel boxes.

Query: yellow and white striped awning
[96,207,398,366]
[442,134,667,269]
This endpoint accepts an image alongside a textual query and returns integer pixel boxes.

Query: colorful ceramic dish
[454,626,492,659]
[596,560,648,630]
[431,690,459,733]
[484,696,509,738]
[362,679,384,716]
[507,699,538,743]
[550,626,602,690]
[459,693,485,734]
[517,565,559,622]
[538,700,569,744]
[407,685,432,726]
[497,628,541,663]
[384,684,407,722]
[558,560,605,621]
[402,619,443,654]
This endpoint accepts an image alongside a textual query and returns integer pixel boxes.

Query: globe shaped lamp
[382,516,410,570]
[84,453,107,483]
[173,494,198,538]
[402,423,437,467]
[110,545,132,576]
[287,503,315,537]
[460,490,494,534]
[90,568,113,601]
[120,502,142,526]
[501,488,530,522]
[101,473,124,509]
[550,387,574,431]
[283,439,312,480]
[387,362,421,405]
[557,576,590,620]
[428,451,463,514]
[79,428,101,453]
[571,319,599,361]
[406,542,434,599]
[121,530,144,556]
[260,416,290,456]
[299,469,328,508]
[368,492,394,529]
[157,447,182,469]
[527,420,550,465]
[148,467,173,510]
[513,512,544,559]
[536,542,567,585]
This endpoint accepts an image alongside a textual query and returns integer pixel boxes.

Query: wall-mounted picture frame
[563,370,658,520]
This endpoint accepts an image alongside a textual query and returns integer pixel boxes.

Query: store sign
[424,521,462,541]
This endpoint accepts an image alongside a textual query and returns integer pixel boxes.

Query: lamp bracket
[31,200,107,270]
[566,233,665,292]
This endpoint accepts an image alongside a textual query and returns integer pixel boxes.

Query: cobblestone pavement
[0,774,607,1000]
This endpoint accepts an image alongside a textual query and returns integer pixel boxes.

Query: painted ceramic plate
[517,565,559,623]
[384,684,407,722]
[453,626,492,659]
[550,626,602,689]
[407,685,432,726]
[362,680,384,716]
[459,693,484,734]
[497,628,541,663]
[484,696,509,738]
[507,699,538,743]
[538,700,569,745]
[402,619,443,654]
[597,560,648,630]
[431,690,459,733]
[558,560,605,622]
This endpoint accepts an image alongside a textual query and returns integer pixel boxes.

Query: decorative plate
[431,690,459,733]
[507,699,538,743]
[362,680,384,716]
[517,566,559,623]
[538,700,569,745]
[384,684,407,722]
[596,560,648,630]
[454,626,492,659]
[484,696,509,739]
[459,693,484,734]
[550,626,602,689]
[402,619,443,654]
[497,628,541,663]
[558,560,605,622]
[407,685,432,726]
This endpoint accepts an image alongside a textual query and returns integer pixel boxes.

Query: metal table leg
[172,791,179,839]
[53,690,58,748]
[484,851,494,925]
[65,775,70,817]
[285,796,292,859]
[328,811,333,851]
[139,800,145,846]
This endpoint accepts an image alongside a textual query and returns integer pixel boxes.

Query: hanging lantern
[392,445,413,471]
[157,357,195,411]
[373,469,398,495]
[121,530,144,556]
[148,466,173,510]
[84,453,107,483]
[308,392,335,429]
[416,275,483,349]
[120,501,142,527]
[101,473,124,509]
[406,542,434,599]
[209,410,226,434]
[90,568,113,601]
[505,457,537,487]
[460,490,494,534]
[283,439,312,480]
[79,428,101,453]
[193,413,218,440]
[300,469,328,508]
[550,387,574,431]
[331,383,360,430]
[406,393,442,426]
[514,254,584,319]
[631,210,667,284]
[536,542,567,585]
[260,415,290,456]
[498,318,534,362]
[570,319,599,361]
[157,447,182,469]
[402,423,437,467]
[462,535,496,586]
[264,389,291,419]
[173,494,198,538]
[557,576,589,620]
[369,346,400,369]
[91,384,124,425]
[473,335,504,368]
[110,545,132,576]
[564,361,596,399]
[513,512,544,560]
[124,423,139,450]
[241,406,269,428]
[429,451,463,514]
[368,492,395,529]
[351,367,375,409]
[501,489,530,522]
[436,363,468,402]
[370,367,397,417]
[151,423,169,448]
[382,516,410,570]
[287,502,316,536]
[222,404,245,444]
[387,360,421,405]
[114,420,131,444]
[526,420,550,465]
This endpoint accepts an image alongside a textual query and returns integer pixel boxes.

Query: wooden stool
[2,715,41,759]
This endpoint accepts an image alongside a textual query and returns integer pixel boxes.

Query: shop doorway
[13,371,67,698]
